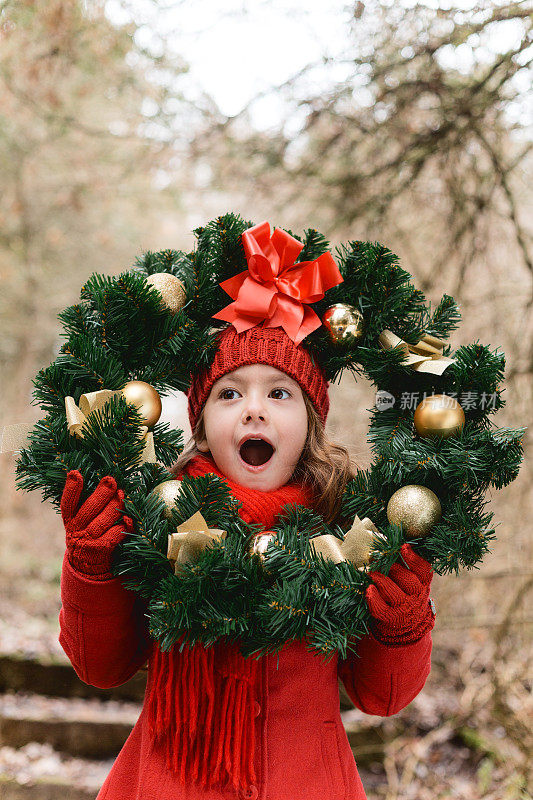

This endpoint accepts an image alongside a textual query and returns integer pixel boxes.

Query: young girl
[59,322,435,800]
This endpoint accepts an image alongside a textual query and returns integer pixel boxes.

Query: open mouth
[239,438,275,467]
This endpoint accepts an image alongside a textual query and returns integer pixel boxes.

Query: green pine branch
[14,210,526,660]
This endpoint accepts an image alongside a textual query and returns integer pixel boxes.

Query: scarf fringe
[147,636,259,791]
[145,454,312,790]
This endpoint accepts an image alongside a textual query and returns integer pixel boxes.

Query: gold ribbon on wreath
[64,390,157,465]
[167,510,226,575]
[310,514,387,569]
[65,390,121,438]
[2,389,157,465]
[378,329,455,375]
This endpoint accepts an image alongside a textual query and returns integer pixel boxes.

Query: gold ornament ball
[387,485,442,538]
[146,273,187,314]
[414,394,465,439]
[150,479,183,519]
[250,532,276,563]
[122,380,162,428]
[322,303,364,346]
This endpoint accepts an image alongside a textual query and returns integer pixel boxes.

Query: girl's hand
[60,469,133,580]
[365,543,436,645]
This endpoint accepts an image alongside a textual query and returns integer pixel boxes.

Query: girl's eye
[219,388,241,400]
[270,388,291,400]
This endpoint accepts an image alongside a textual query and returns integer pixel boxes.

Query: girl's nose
[241,395,268,424]
[242,410,266,423]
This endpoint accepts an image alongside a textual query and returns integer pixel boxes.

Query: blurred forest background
[0,0,531,798]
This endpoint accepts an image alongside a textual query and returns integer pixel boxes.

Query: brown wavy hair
[169,394,358,525]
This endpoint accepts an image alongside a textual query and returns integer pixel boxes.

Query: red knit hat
[187,323,330,429]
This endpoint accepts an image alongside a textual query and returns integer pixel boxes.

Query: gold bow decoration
[0,399,118,455]
[65,390,156,464]
[310,514,387,569]
[2,389,157,464]
[167,510,226,575]
[378,329,455,376]
[65,390,121,438]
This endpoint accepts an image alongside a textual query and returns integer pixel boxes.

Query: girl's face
[196,363,308,491]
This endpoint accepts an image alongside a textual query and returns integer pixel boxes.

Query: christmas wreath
[13,212,525,660]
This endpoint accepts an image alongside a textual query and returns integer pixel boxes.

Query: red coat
[59,554,431,800]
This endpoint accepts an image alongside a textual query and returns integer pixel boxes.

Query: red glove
[60,469,133,581]
[365,543,436,645]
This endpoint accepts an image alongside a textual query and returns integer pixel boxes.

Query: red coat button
[253,700,261,717]
[240,786,258,800]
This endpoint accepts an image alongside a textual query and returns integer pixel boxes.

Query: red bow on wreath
[212,221,344,345]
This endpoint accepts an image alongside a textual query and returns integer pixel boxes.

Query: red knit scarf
[147,454,313,791]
